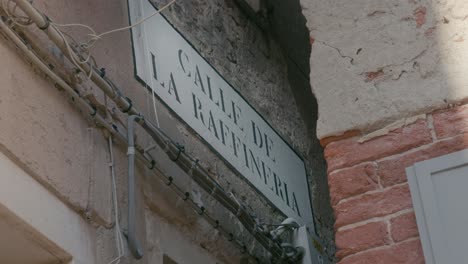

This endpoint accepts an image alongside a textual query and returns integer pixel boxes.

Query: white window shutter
[407,149,468,264]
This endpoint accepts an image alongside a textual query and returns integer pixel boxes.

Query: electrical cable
[47,0,176,126]
[51,22,97,37]
[0,2,290,260]
[2,0,32,26]
[7,0,176,83]
[108,136,126,264]
[86,0,176,48]
[0,17,269,262]
[53,24,94,79]
[51,22,97,67]
[139,0,161,128]
[47,0,176,51]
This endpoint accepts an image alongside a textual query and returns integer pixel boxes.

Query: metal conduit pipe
[10,0,284,259]
[0,17,108,132]
[0,18,232,258]
[0,19,276,261]
[8,0,243,219]
[127,115,144,259]
[12,0,137,115]
[11,0,243,218]
[140,120,278,249]
[0,18,282,261]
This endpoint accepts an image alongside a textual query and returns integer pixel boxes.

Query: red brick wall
[321,104,468,263]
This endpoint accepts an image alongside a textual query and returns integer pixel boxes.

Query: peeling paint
[358,114,426,143]
[367,10,386,17]
[413,6,427,28]
[365,69,384,82]
[454,36,465,42]
[424,26,436,38]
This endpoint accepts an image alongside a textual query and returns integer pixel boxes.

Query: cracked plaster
[300,0,468,138]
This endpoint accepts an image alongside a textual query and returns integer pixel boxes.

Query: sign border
[126,0,315,227]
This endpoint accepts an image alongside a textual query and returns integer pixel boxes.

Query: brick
[320,130,361,147]
[424,26,436,38]
[310,36,315,45]
[413,6,427,28]
[390,212,419,242]
[336,221,390,259]
[377,133,468,187]
[432,104,468,139]
[325,120,432,172]
[329,163,378,205]
[339,239,424,264]
[454,36,464,42]
[365,69,384,82]
[334,185,412,228]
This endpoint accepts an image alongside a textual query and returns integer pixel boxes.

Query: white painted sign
[129,0,313,225]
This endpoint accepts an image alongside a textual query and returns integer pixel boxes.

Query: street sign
[128,0,313,225]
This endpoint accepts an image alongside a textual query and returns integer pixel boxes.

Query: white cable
[139,0,161,128]
[39,0,176,50]
[108,136,125,264]
[1,0,32,27]
[25,0,175,82]
[53,24,94,79]
[2,0,171,120]
[48,0,174,125]
[51,22,97,36]
[87,0,176,48]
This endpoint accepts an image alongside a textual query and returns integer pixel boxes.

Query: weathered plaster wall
[300,0,468,139]
[0,0,323,262]
[145,210,221,264]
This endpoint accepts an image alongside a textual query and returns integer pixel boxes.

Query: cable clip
[241,244,247,253]
[144,144,157,154]
[122,97,133,113]
[170,143,184,162]
[166,176,173,186]
[183,192,190,201]
[253,223,259,235]
[38,14,50,30]
[236,207,243,217]
[198,206,205,215]
[229,192,244,217]
[148,160,156,170]
[99,68,106,78]
[210,186,217,196]
[127,146,135,156]
[188,159,199,176]
[90,105,97,117]
[163,140,171,153]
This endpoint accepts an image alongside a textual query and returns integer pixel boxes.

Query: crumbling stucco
[300,0,468,139]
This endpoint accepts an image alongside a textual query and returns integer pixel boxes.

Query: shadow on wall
[262,0,337,260]
[432,1,468,102]
[266,0,468,261]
